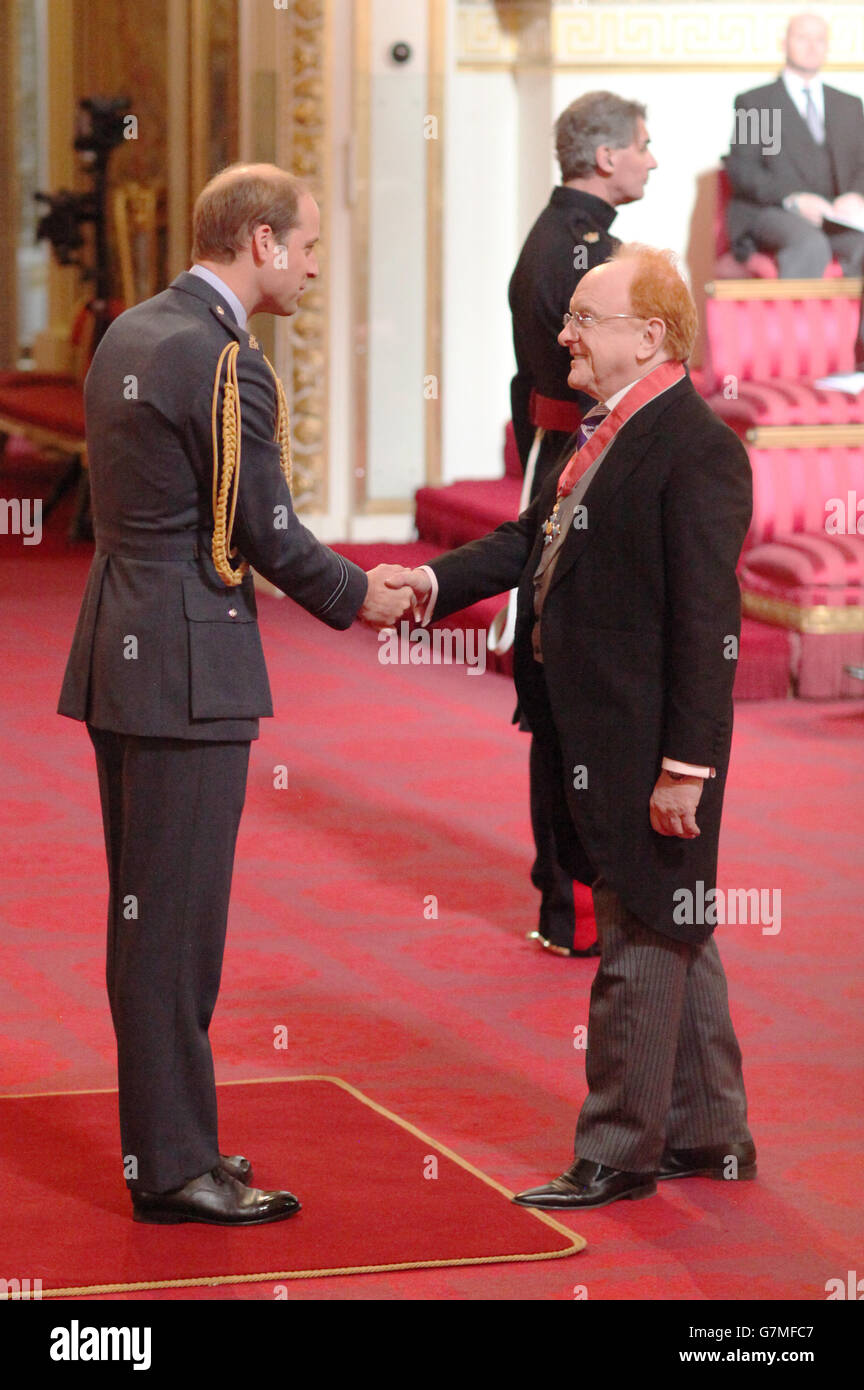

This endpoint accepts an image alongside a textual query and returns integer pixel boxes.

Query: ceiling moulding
[456,3,864,73]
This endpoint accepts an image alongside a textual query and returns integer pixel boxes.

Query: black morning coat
[427,375,753,944]
[725,77,864,255]
[58,272,368,740]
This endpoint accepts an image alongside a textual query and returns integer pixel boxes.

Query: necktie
[803,86,824,144]
[575,401,609,443]
[570,403,610,480]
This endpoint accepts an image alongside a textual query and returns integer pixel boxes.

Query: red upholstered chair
[700,275,864,695]
[702,278,864,430]
[714,166,778,280]
[0,298,123,533]
[0,181,161,535]
[737,439,864,696]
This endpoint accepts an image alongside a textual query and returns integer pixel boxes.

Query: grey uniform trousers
[88,725,250,1193]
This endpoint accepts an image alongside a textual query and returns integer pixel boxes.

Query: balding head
[558,244,696,401]
[784,13,829,77]
[191,163,309,263]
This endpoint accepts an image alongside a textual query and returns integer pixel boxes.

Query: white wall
[441,70,518,483]
[366,0,429,503]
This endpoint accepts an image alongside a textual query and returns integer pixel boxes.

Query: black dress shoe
[526,931,601,958]
[512,1158,656,1210]
[220,1154,252,1185]
[132,1167,301,1225]
[656,1140,756,1181]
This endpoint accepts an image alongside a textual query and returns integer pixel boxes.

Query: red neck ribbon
[557,360,686,499]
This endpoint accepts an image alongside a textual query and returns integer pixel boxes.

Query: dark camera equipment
[31,94,132,540]
[34,188,96,267]
[34,93,131,312]
[74,95,131,164]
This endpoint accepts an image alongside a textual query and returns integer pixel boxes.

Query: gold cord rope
[210,342,293,586]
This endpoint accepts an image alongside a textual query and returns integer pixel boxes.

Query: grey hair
[555,91,647,181]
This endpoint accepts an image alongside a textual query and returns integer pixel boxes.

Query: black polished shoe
[220,1154,252,1185]
[132,1166,301,1225]
[526,931,601,959]
[512,1158,656,1210]
[656,1140,756,1182]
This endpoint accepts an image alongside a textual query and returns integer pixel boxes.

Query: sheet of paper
[813,372,864,394]
[823,209,864,233]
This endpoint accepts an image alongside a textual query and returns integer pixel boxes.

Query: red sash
[556,360,686,499]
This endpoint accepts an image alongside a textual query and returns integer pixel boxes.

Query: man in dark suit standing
[58,164,412,1225]
[389,245,756,1209]
[726,12,864,277]
[508,91,656,958]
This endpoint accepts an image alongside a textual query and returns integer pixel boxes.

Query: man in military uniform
[58,164,413,1225]
[508,93,657,957]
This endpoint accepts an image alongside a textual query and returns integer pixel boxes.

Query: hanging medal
[542,498,562,546]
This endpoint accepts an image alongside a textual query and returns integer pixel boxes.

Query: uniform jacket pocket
[182,575,273,720]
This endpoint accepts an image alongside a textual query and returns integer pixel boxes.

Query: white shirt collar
[189,265,248,330]
[782,69,825,115]
[603,378,640,412]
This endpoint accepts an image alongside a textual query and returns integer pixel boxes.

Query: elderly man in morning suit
[509,90,657,959]
[58,164,412,1225]
[389,245,756,1209]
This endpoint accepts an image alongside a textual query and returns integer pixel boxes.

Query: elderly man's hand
[359,564,414,630]
[649,770,703,839]
[384,567,432,599]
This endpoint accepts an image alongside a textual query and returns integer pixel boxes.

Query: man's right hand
[359,565,415,630]
[649,771,703,839]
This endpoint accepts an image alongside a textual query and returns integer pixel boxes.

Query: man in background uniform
[58,164,412,1225]
[508,92,657,957]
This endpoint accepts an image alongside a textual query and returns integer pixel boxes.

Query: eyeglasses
[562,311,644,329]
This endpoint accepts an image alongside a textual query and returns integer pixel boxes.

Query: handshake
[358,564,433,630]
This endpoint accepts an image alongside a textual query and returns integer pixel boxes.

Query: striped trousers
[574,878,752,1172]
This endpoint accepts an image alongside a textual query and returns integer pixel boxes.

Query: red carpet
[0,1077,581,1296]
[1,504,862,1300]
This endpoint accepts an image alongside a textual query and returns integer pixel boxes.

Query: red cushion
[0,373,85,438]
[713,250,780,281]
[744,444,864,550]
[740,532,864,609]
[709,379,864,429]
[704,296,860,393]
